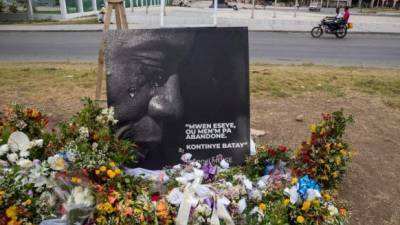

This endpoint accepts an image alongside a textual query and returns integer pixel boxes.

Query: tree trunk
[393,0,398,8]
[370,0,375,7]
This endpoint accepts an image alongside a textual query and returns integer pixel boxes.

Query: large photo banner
[106,27,250,169]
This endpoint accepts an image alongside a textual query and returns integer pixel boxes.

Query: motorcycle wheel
[311,27,323,38]
[335,27,347,39]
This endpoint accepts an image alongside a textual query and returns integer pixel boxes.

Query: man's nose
[148,74,183,119]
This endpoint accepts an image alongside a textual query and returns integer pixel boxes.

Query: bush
[8,0,18,13]
[0,0,6,12]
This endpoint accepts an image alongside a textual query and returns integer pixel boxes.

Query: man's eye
[128,87,137,99]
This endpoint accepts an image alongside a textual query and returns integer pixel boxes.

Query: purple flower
[203,197,213,208]
[202,160,217,180]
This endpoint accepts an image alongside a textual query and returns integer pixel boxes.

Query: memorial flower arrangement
[0,100,353,225]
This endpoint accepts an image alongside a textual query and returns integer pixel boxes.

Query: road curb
[1,28,399,35]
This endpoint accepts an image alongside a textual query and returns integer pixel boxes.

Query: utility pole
[273,0,277,18]
[294,0,298,17]
[27,0,33,20]
[251,0,255,19]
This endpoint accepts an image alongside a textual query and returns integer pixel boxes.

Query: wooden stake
[95,0,129,101]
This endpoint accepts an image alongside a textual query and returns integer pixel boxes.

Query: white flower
[180,153,192,163]
[196,204,212,216]
[30,139,44,148]
[47,155,66,171]
[219,159,230,169]
[7,153,19,163]
[8,131,30,152]
[66,186,94,207]
[167,188,183,206]
[79,127,89,139]
[306,188,322,201]
[65,151,77,162]
[243,178,253,190]
[19,150,30,158]
[284,185,299,204]
[328,204,339,216]
[0,144,9,156]
[238,198,247,213]
[17,158,34,169]
[40,191,57,207]
[249,189,262,201]
[192,161,202,169]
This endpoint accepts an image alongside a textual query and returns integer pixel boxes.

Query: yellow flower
[312,199,320,206]
[301,201,311,212]
[100,166,107,172]
[323,193,331,201]
[6,205,18,219]
[283,198,290,206]
[134,208,142,215]
[325,143,331,152]
[96,216,107,224]
[291,177,298,185]
[71,177,81,184]
[96,202,114,214]
[340,149,347,156]
[95,170,100,175]
[24,199,32,206]
[310,124,317,133]
[114,168,121,175]
[320,175,329,181]
[31,109,40,118]
[107,169,116,178]
[335,156,342,165]
[259,203,267,211]
[296,215,305,224]
[109,162,116,168]
[7,218,21,225]
[320,128,326,135]
[333,171,339,178]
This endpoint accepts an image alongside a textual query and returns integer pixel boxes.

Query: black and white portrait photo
[106,27,250,169]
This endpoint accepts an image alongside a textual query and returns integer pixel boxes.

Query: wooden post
[95,0,129,101]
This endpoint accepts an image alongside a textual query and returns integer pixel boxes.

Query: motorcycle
[311,17,352,39]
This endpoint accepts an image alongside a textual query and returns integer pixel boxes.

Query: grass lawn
[0,62,399,110]
[0,17,99,25]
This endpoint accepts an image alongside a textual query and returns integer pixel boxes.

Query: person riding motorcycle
[326,6,350,32]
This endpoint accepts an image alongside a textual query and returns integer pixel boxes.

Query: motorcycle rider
[342,6,350,24]
[328,6,349,32]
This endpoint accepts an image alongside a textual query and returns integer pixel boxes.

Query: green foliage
[56,98,137,169]
[0,0,6,12]
[293,110,354,189]
[245,145,291,180]
[9,1,18,13]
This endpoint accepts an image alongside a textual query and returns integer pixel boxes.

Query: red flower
[151,194,161,202]
[268,148,276,157]
[322,112,331,120]
[278,145,288,153]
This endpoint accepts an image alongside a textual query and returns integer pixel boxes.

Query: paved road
[0,31,399,67]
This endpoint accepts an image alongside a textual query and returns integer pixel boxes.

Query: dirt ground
[1,63,399,224]
[251,93,400,225]
[1,92,399,225]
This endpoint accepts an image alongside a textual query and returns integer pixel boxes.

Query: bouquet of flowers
[0,100,353,225]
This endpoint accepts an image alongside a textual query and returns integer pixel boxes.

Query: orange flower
[339,208,347,216]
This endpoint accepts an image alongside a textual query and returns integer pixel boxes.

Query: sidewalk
[1,6,399,33]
